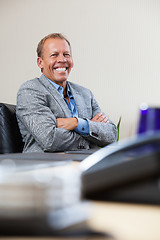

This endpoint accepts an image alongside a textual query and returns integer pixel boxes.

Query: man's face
[37,38,73,86]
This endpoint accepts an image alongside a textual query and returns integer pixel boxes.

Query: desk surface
[0,155,160,240]
[89,201,160,240]
[0,151,92,172]
[2,201,160,240]
[0,151,93,161]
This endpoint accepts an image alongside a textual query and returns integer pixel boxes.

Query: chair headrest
[0,103,24,154]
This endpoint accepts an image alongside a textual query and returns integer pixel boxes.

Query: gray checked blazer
[16,74,117,152]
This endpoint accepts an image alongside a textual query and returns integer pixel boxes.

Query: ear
[71,59,74,69]
[37,57,44,69]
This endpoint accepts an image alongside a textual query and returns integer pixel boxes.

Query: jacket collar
[39,74,71,117]
[67,82,88,118]
[39,74,87,118]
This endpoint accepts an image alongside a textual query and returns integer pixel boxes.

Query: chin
[57,79,66,83]
[54,79,67,85]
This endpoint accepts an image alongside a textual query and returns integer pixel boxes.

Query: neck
[53,80,67,89]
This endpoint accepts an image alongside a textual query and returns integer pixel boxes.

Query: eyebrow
[50,50,71,55]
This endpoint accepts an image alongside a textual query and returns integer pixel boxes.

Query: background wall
[0,0,160,140]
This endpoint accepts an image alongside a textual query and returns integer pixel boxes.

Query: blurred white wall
[0,0,160,139]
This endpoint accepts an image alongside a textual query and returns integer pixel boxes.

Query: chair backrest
[0,103,24,154]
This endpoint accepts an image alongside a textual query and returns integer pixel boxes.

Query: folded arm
[16,86,89,152]
[56,111,118,148]
[56,117,78,130]
[56,112,109,131]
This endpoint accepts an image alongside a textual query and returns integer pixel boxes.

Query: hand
[56,117,78,130]
[91,112,109,123]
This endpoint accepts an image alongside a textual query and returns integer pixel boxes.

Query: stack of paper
[0,159,89,235]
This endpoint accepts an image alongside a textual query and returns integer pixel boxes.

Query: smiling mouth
[54,67,67,72]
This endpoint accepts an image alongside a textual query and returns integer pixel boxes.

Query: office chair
[0,103,24,154]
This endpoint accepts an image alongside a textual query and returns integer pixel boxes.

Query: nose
[57,54,67,62]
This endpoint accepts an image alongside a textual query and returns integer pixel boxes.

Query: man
[16,33,117,152]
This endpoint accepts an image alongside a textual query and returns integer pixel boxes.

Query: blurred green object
[117,116,122,141]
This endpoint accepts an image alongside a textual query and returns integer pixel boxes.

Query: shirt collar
[44,74,72,98]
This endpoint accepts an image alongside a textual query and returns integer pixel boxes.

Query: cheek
[46,60,55,69]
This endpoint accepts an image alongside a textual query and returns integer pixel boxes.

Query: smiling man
[16,33,117,153]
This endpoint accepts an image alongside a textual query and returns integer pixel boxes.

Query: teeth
[55,68,66,72]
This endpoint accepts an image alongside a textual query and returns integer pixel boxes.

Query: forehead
[43,38,71,53]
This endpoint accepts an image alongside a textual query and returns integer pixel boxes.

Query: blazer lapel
[68,82,88,118]
[39,75,71,117]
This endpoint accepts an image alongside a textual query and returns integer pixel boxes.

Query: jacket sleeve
[16,84,89,152]
[84,91,118,147]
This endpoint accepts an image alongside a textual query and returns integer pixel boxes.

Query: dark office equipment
[81,132,160,204]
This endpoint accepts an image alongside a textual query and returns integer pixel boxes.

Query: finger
[102,118,109,123]
[92,112,103,121]
[56,118,63,127]
[96,112,103,119]
[99,114,109,123]
[99,116,108,122]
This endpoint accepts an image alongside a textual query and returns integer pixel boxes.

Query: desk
[89,201,160,240]
[2,201,160,240]
[0,154,160,240]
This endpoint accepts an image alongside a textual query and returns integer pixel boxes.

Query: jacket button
[91,132,98,137]
[77,146,85,149]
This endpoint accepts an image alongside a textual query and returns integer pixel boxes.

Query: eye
[51,53,58,57]
[64,53,70,57]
